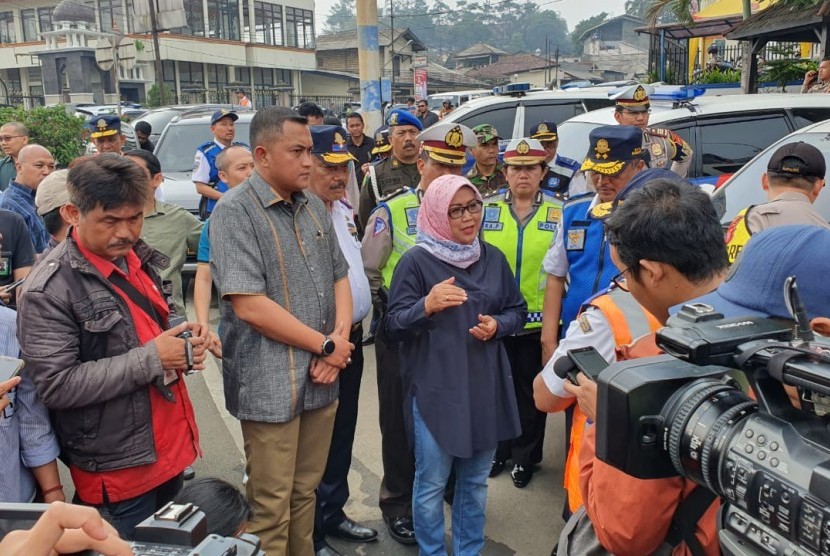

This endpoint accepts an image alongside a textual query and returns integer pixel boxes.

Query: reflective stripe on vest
[563,287,661,512]
[561,195,617,331]
[481,195,562,329]
[725,207,752,265]
[379,191,420,288]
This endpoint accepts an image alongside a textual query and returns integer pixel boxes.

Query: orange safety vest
[564,286,662,512]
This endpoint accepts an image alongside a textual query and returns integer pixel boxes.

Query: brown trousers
[241,402,338,555]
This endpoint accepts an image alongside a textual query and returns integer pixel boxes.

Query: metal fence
[3,93,45,109]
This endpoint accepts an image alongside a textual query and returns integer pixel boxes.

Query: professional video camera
[589,279,830,556]
[0,501,264,556]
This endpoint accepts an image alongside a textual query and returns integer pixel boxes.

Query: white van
[427,89,493,111]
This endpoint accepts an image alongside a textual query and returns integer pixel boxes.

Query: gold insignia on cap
[389,112,399,125]
[537,123,549,133]
[517,140,530,155]
[96,119,108,130]
[595,138,610,159]
[633,86,647,101]
[334,132,346,145]
[631,146,642,157]
[445,126,463,148]
[375,133,383,142]
[221,109,229,115]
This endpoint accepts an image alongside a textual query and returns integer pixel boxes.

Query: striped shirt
[0,182,49,253]
[0,306,59,502]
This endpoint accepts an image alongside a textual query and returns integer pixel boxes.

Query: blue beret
[386,109,423,131]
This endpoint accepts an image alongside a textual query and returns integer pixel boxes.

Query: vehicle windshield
[556,121,604,168]
[711,130,830,225]
[428,95,455,111]
[135,110,181,136]
[156,121,251,173]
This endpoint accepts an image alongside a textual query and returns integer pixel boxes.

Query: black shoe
[384,515,417,545]
[489,459,506,478]
[511,464,533,488]
[183,466,195,481]
[315,540,344,556]
[362,333,375,346]
[326,517,378,543]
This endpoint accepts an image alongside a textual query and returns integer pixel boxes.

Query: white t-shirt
[331,200,372,324]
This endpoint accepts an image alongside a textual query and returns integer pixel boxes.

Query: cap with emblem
[472,124,501,144]
[211,109,239,125]
[580,125,646,176]
[87,114,121,139]
[530,121,558,143]
[372,125,392,155]
[591,168,682,220]
[766,141,826,179]
[503,138,547,166]
[310,125,357,166]
[609,84,655,113]
[386,109,423,131]
[35,169,70,216]
[692,225,830,321]
[417,122,476,166]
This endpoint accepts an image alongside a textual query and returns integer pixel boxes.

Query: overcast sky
[314,0,630,36]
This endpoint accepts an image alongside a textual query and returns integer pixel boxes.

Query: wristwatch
[321,336,336,356]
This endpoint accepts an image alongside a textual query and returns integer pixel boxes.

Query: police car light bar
[649,86,706,102]
[494,83,531,96]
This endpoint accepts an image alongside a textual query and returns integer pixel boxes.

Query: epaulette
[483,191,506,204]
[22,255,62,294]
[378,187,409,202]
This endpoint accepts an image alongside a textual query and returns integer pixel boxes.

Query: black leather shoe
[489,459,506,478]
[183,466,195,480]
[326,517,378,543]
[362,333,375,346]
[384,515,417,545]
[511,464,533,488]
[315,540,344,556]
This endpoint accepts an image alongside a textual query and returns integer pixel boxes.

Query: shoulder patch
[578,313,593,333]
[646,127,670,139]
[372,217,387,237]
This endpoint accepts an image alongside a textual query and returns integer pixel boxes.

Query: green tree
[571,12,609,54]
[323,0,356,33]
[0,106,85,167]
[146,83,176,107]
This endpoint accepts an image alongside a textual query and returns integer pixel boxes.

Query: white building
[0,0,324,107]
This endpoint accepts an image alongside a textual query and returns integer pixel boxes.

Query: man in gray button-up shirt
[210,106,355,556]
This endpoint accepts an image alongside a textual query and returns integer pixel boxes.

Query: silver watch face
[323,338,335,355]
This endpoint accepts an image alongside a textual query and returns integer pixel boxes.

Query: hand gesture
[154,321,208,371]
[321,322,355,369]
[469,314,497,342]
[563,373,598,422]
[425,276,467,316]
[0,375,21,413]
[805,69,818,85]
[310,357,341,385]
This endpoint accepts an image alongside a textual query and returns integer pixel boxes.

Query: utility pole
[389,0,394,104]
[148,0,167,105]
[554,45,560,89]
[357,0,382,133]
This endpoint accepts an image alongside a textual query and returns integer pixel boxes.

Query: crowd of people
[0,82,829,556]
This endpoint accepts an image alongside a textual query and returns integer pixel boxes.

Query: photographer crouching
[16,154,211,539]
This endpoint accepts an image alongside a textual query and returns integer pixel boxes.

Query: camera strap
[108,271,166,330]
[664,486,717,556]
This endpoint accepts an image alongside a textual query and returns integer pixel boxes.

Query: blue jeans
[412,399,494,556]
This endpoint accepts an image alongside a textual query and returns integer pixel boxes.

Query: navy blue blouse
[386,242,526,458]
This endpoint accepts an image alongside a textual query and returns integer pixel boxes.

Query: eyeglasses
[0,135,22,142]
[612,267,632,292]
[448,199,483,220]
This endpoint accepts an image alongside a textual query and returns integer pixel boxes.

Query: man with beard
[415,100,439,129]
[358,110,422,229]
[306,126,376,556]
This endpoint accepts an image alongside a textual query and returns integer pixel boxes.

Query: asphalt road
[62,287,569,554]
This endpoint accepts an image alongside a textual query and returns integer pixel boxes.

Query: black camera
[592,301,830,556]
[0,501,264,556]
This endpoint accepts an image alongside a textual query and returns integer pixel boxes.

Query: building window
[285,7,313,49]
[207,64,229,88]
[179,61,205,88]
[174,0,205,36]
[21,9,38,41]
[98,0,126,33]
[38,7,53,34]
[0,12,15,44]
[207,0,240,40]
[253,2,282,46]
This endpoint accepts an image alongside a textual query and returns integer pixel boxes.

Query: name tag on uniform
[405,207,419,235]
[538,222,557,232]
[566,229,586,251]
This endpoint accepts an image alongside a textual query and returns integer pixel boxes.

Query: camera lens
[661,378,757,493]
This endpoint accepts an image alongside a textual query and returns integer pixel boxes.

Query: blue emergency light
[648,86,706,102]
[494,82,531,96]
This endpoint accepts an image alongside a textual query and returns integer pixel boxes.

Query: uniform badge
[405,206,419,235]
[566,229,586,251]
[372,217,387,237]
[537,123,549,133]
[633,85,647,102]
[578,313,593,333]
[96,118,108,131]
[484,205,501,222]
[389,112,399,125]
[595,139,610,160]
[546,207,561,223]
[445,126,464,148]
[650,143,663,157]
[547,177,560,190]
[334,132,346,145]
[517,140,530,155]
[590,202,613,219]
